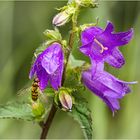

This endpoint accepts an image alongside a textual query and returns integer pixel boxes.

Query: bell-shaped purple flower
[82,69,137,113]
[80,21,133,76]
[29,43,64,91]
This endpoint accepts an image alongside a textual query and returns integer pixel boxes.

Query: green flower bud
[59,91,72,111]
[44,28,62,41]
[32,102,45,118]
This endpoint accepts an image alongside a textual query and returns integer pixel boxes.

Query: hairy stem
[62,6,79,84]
[40,5,79,140]
[40,104,57,139]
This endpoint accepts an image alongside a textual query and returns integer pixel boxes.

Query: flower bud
[59,91,72,111]
[43,28,62,40]
[32,102,45,117]
[52,4,75,27]
[53,11,71,27]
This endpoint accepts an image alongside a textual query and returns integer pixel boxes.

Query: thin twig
[40,104,57,139]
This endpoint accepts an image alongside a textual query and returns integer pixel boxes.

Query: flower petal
[104,21,114,33]
[91,60,104,78]
[104,90,122,99]
[105,48,125,68]
[82,70,120,112]
[80,41,105,61]
[29,63,36,79]
[81,26,103,45]
[94,71,134,96]
[106,97,120,111]
[36,65,49,91]
[50,64,63,90]
[80,42,92,56]
[29,55,42,79]
[97,27,133,48]
[112,28,134,46]
[41,43,63,74]
[82,70,136,112]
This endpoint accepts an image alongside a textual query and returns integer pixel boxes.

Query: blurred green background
[0,0,140,139]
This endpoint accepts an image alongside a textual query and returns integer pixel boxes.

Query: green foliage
[34,43,48,58]
[44,28,62,41]
[68,97,93,139]
[64,66,82,89]
[32,101,45,119]
[0,1,139,139]
[43,87,55,97]
[0,101,34,121]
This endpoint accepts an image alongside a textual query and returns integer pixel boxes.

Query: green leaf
[68,98,93,139]
[0,101,34,121]
[43,87,55,97]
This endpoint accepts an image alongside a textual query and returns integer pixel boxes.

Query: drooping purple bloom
[80,21,133,76]
[29,43,64,91]
[82,69,137,113]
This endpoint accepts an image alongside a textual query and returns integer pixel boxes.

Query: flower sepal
[43,28,67,48]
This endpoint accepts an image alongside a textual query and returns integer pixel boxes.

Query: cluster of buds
[53,0,98,27]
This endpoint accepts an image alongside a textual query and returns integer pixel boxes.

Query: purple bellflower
[80,21,133,76]
[82,69,137,113]
[29,43,64,91]
[80,21,136,113]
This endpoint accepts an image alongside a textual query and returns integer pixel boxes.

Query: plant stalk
[40,104,57,139]
[40,4,79,139]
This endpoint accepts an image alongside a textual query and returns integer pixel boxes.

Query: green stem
[40,5,79,140]
[62,6,79,84]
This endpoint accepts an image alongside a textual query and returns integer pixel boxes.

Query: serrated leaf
[68,98,92,139]
[0,101,34,121]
